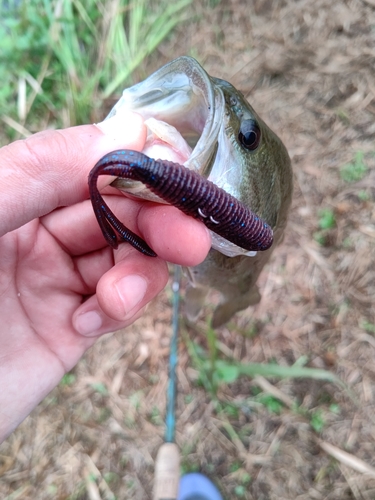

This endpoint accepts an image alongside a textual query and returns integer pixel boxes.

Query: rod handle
[153,443,180,500]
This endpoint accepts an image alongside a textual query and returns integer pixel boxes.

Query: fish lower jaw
[210,231,257,257]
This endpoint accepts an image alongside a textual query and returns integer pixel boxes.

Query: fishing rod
[153,265,182,500]
[152,267,224,500]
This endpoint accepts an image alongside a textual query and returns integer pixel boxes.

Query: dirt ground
[1,0,375,498]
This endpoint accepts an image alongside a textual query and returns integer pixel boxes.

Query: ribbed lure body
[88,150,273,257]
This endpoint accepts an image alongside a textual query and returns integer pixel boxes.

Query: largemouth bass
[104,57,293,327]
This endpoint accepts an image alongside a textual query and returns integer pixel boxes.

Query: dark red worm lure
[88,150,273,257]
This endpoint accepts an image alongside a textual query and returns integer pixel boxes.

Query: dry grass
[1,0,375,498]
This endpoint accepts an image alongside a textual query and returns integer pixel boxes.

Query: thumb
[0,111,146,236]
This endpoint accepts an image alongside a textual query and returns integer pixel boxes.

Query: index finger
[0,111,146,237]
[41,195,211,267]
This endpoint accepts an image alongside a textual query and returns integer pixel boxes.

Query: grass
[183,322,352,439]
[181,319,360,452]
[185,325,345,392]
[59,373,76,386]
[314,207,336,245]
[317,208,335,230]
[340,151,367,183]
[0,0,191,144]
[360,320,375,334]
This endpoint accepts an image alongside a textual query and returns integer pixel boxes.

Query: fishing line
[153,265,182,500]
[166,264,181,444]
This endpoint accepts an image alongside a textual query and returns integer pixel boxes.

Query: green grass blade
[214,359,345,388]
[103,0,192,97]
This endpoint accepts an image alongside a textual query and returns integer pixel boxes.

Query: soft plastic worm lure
[88,150,273,257]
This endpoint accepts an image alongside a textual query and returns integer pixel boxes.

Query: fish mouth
[107,57,257,258]
[108,56,224,188]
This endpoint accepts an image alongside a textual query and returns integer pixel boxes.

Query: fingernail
[75,310,103,336]
[115,275,148,317]
[95,113,125,140]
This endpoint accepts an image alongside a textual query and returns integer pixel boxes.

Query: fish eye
[238,119,261,151]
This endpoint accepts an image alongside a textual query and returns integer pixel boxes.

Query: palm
[1,214,100,380]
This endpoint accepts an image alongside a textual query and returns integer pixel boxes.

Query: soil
[1,0,375,498]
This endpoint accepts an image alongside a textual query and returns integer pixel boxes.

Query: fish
[98,56,293,327]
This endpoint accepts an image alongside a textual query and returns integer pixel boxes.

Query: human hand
[0,112,210,442]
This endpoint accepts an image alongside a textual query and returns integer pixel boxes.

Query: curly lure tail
[88,150,273,257]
